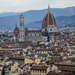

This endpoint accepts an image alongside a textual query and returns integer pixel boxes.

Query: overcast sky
[0,0,75,13]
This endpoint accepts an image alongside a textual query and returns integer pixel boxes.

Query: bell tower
[19,15,25,42]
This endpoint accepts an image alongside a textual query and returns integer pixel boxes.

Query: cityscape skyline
[0,2,75,75]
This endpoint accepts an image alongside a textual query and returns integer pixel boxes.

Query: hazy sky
[0,0,75,13]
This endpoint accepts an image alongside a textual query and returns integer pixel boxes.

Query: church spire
[48,5,50,25]
[48,5,50,14]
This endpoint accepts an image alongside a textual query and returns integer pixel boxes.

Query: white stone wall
[26,32,43,42]
[47,25,58,32]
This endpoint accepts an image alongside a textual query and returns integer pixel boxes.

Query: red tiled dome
[42,6,56,28]
[14,26,19,36]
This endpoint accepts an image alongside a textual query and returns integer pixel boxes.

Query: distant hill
[25,15,75,29]
[0,6,75,31]
[56,15,75,28]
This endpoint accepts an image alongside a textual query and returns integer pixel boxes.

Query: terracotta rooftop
[47,72,71,75]
[9,56,25,60]
[31,65,48,70]
[42,5,56,29]
[13,25,19,36]
[27,30,41,32]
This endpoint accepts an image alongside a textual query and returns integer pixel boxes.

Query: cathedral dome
[14,25,19,36]
[42,6,56,29]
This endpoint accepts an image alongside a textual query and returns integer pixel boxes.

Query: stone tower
[19,15,25,42]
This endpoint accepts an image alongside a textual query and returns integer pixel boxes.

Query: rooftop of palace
[54,62,75,66]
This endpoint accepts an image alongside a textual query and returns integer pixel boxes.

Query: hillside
[0,7,75,31]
